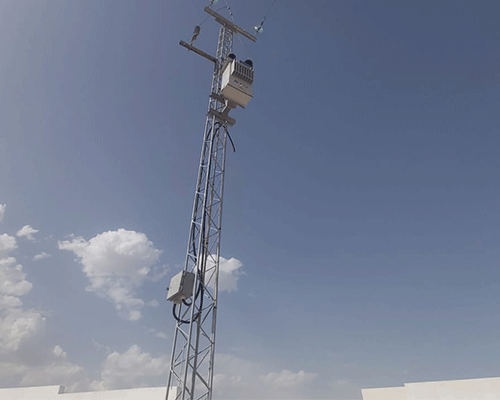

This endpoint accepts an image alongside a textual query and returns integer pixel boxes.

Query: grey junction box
[167,270,195,304]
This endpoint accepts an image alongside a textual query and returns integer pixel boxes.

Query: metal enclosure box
[167,271,195,304]
[221,59,254,108]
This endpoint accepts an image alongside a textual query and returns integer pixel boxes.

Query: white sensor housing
[221,59,254,108]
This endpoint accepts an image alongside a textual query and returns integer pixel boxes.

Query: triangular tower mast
[166,5,257,400]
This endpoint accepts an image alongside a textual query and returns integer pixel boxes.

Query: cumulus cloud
[206,256,244,293]
[92,339,111,355]
[0,261,33,297]
[7,345,90,393]
[20,361,89,393]
[58,229,162,321]
[0,204,5,222]
[218,257,243,292]
[0,342,90,392]
[0,233,17,256]
[0,234,44,353]
[0,295,22,309]
[333,378,350,386]
[211,353,318,399]
[0,350,90,393]
[33,252,52,261]
[148,328,168,340]
[213,373,249,395]
[0,231,87,392]
[16,225,39,241]
[52,345,68,359]
[260,369,318,388]
[213,353,255,397]
[0,308,44,353]
[148,299,159,307]
[154,331,168,340]
[90,345,167,390]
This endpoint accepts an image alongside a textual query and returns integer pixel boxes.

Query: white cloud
[52,345,68,359]
[58,229,162,321]
[0,256,16,267]
[0,361,28,376]
[0,308,44,353]
[212,353,255,397]
[10,345,90,393]
[0,262,33,297]
[20,361,89,393]
[0,233,44,354]
[148,299,159,307]
[148,329,168,340]
[0,357,88,394]
[90,344,167,390]
[92,339,111,355]
[16,225,39,241]
[0,343,90,393]
[211,353,319,399]
[0,204,5,222]
[0,233,17,256]
[261,369,318,388]
[215,353,256,377]
[206,256,244,293]
[33,252,52,261]
[218,257,243,292]
[0,295,22,309]
[0,230,87,393]
[213,373,248,394]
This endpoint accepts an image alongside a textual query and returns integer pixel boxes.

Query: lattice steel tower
[166,5,256,400]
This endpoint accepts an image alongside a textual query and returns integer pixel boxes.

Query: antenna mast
[166,5,256,400]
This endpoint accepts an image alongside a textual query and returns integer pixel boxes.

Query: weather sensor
[221,54,254,108]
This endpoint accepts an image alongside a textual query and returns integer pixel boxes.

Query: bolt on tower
[166,5,257,400]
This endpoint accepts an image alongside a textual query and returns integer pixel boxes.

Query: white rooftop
[0,385,177,400]
[362,376,500,400]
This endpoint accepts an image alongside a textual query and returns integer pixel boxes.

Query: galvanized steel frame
[166,25,233,400]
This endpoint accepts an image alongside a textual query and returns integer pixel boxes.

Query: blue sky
[1,0,500,398]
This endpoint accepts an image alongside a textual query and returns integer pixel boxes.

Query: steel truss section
[166,25,233,400]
